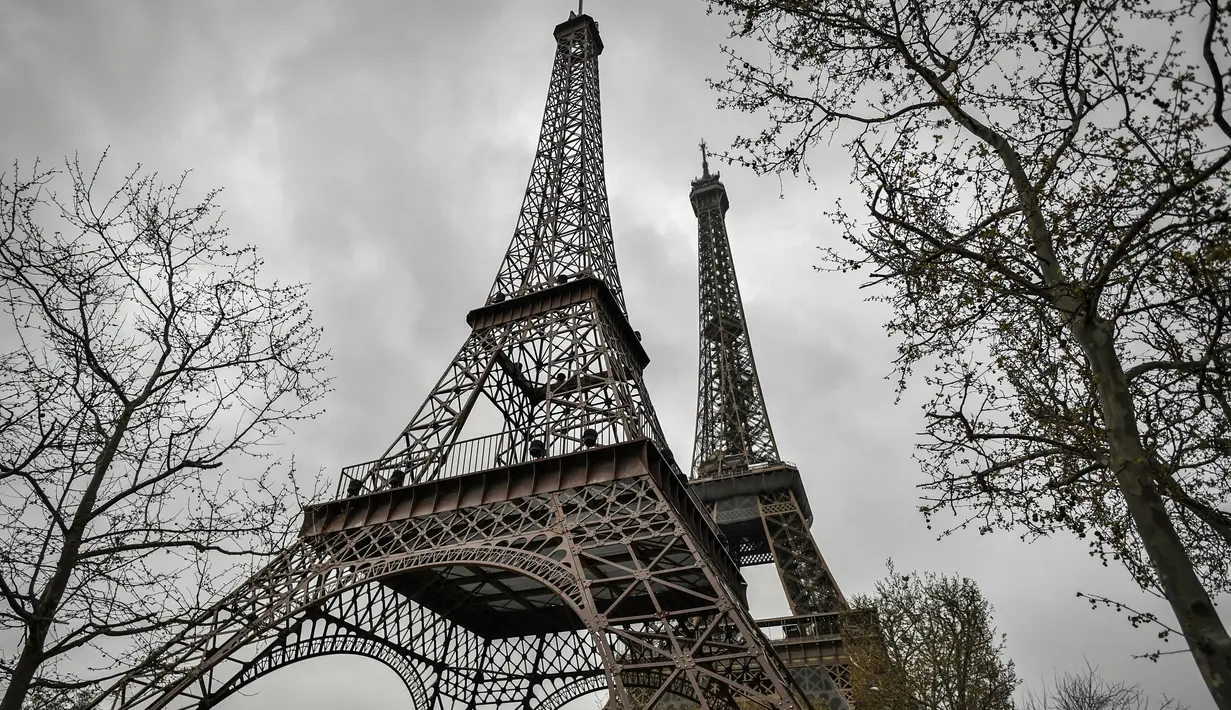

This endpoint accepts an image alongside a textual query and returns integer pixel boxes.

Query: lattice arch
[205,621,431,709]
[102,538,611,710]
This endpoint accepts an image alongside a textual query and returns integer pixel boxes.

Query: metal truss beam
[689,148,780,479]
[686,146,855,709]
[487,13,625,312]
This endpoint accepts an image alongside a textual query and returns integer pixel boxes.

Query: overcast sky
[0,1,1220,708]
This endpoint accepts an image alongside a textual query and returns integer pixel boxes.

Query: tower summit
[99,13,813,710]
[687,146,855,705]
[689,141,777,476]
[487,10,624,311]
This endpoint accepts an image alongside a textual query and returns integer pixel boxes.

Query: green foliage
[842,561,1018,710]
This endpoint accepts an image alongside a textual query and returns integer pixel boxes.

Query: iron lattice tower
[688,145,854,705]
[96,13,821,710]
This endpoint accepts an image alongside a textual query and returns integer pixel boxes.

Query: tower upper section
[691,143,781,479]
[485,12,625,313]
[689,139,730,216]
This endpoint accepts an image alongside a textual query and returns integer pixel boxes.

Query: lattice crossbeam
[487,14,624,311]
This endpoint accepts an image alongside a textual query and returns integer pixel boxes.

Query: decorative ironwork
[690,141,779,479]
[92,11,821,710]
[338,409,656,499]
[687,144,855,708]
[97,443,812,710]
[486,8,623,311]
[374,275,662,493]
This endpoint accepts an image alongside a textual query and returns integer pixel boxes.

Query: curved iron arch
[539,675,609,710]
[148,545,601,709]
[538,669,723,710]
[205,631,429,709]
[300,544,588,621]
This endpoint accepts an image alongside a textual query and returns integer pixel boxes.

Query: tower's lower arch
[105,542,611,710]
[202,615,430,708]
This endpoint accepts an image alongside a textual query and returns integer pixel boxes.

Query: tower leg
[379,328,508,489]
[202,583,434,708]
[759,491,845,615]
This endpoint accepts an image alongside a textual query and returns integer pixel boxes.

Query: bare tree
[841,562,1018,710]
[705,0,1231,705]
[1020,661,1187,710]
[0,154,330,710]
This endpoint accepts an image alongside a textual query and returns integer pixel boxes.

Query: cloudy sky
[1,1,1220,708]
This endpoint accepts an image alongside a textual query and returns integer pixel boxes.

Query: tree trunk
[0,408,135,710]
[1,625,49,710]
[0,530,92,710]
[1076,317,1231,710]
[0,527,90,710]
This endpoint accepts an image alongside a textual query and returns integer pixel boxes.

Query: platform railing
[749,459,798,472]
[335,416,662,499]
[328,416,749,595]
[692,456,800,480]
[756,609,877,644]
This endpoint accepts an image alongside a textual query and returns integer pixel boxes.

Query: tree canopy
[707,0,1231,706]
[842,562,1018,710]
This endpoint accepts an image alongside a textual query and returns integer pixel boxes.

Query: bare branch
[0,154,330,709]
[708,0,1231,705]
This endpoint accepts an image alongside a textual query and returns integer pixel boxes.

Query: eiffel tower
[687,145,855,708]
[98,11,816,710]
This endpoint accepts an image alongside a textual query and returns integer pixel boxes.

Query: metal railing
[335,416,661,499]
[756,610,876,644]
[692,456,800,480]
[331,413,747,593]
[749,459,798,473]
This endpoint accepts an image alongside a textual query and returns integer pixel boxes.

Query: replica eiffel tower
[687,145,855,708]
[98,11,819,710]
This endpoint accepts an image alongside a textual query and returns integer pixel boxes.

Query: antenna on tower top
[699,139,711,178]
[578,0,584,14]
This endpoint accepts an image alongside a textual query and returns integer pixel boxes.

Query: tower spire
[687,161,848,616]
[486,10,625,312]
[689,157,778,477]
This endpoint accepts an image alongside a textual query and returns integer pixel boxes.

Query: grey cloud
[0,1,1215,708]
